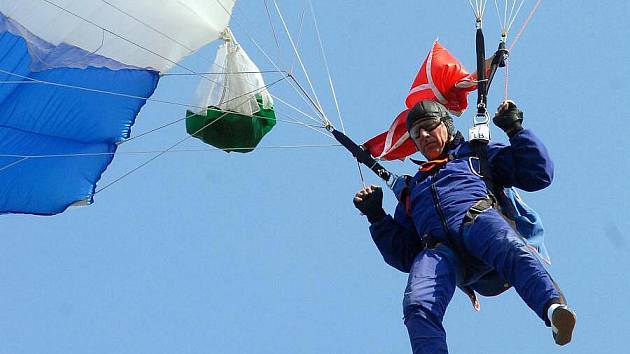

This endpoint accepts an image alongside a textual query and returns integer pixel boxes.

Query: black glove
[493,100,524,137]
[353,185,386,223]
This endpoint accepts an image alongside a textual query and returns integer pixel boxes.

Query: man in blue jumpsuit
[353,100,576,353]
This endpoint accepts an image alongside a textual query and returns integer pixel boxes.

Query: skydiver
[353,100,576,354]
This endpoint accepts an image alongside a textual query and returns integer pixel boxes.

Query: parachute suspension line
[0,144,343,159]
[507,0,519,26]
[493,0,506,35]
[271,0,328,125]
[289,1,310,76]
[271,0,331,127]
[492,0,527,40]
[504,57,510,101]
[0,81,40,85]
[270,110,334,140]
[504,0,511,29]
[287,73,330,129]
[270,94,323,125]
[95,115,236,193]
[357,161,367,189]
[468,0,488,21]
[214,0,326,126]
[94,76,288,194]
[0,157,29,173]
[122,111,198,143]
[505,0,528,35]
[272,114,331,133]
[0,121,332,160]
[263,0,286,68]
[508,0,543,51]
[0,68,208,110]
[309,0,346,134]
[38,0,223,88]
[99,0,194,52]
[262,0,333,130]
[162,70,288,76]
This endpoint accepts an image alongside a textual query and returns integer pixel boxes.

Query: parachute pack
[185,29,276,153]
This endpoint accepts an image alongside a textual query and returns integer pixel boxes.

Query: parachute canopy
[0,0,235,215]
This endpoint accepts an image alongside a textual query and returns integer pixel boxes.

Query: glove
[353,185,386,223]
[493,100,524,137]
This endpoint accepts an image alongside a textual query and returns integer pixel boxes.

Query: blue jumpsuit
[368,129,561,354]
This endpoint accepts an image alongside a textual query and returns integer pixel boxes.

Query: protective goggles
[409,117,441,139]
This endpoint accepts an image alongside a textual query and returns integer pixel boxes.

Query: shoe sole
[552,307,576,345]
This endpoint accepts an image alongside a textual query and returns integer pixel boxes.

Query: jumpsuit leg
[403,245,459,354]
[461,208,561,324]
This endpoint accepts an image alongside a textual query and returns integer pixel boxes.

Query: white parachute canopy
[0,0,236,72]
[192,28,273,117]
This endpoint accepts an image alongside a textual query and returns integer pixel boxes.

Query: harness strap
[471,141,496,197]
[463,196,495,225]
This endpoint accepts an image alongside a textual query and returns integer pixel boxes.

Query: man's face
[409,119,449,160]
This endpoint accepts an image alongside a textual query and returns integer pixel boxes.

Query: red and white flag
[405,40,476,114]
[364,41,478,161]
[363,109,416,161]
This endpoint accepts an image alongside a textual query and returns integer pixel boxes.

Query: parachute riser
[486,41,509,93]
[329,127,406,191]
[470,26,510,144]
[475,28,487,113]
[471,25,490,143]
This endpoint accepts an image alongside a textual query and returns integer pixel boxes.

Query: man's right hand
[493,100,524,137]
[353,185,386,223]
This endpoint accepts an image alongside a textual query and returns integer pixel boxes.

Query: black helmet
[406,100,456,136]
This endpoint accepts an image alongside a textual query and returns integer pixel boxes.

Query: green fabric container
[186,96,276,153]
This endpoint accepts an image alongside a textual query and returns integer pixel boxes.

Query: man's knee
[403,248,457,321]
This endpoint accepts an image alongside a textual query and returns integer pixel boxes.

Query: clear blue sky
[2,1,629,353]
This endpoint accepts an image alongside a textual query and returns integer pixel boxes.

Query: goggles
[409,117,441,139]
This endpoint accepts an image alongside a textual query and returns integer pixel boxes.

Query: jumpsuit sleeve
[368,202,424,273]
[488,128,554,192]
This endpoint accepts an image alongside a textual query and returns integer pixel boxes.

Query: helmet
[406,100,456,137]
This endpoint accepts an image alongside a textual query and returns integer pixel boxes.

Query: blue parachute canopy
[0,1,235,215]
